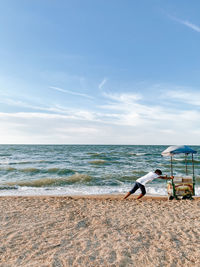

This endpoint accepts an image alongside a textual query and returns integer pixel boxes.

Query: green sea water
[0,145,199,196]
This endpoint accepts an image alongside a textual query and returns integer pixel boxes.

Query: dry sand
[0,195,200,267]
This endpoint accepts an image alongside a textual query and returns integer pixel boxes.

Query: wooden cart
[161,145,197,200]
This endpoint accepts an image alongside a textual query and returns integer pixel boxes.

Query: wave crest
[4,173,92,187]
[89,160,107,165]
[0,167,75,175]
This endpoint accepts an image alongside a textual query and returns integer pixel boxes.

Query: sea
[0,145,200,196]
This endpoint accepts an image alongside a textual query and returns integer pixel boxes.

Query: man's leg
[136,183,146,199]
[136,193,144,199]
[124,183,139,199]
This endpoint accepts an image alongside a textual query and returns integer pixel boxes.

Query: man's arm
[158,175,174,180]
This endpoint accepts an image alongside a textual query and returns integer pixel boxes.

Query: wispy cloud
[98,78,107,89]
[101,91,173,126]
[181,20,200,32]
[1,82,200,144]
[49,86,93,99]
[100,90,200,131]
[0,97,98,121]
[170,16,200,33]
[103,92,142,103]
[0,112,101,144]
[164,90,200,106]
[1,88,200,144]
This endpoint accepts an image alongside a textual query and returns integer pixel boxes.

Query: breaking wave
[0,167,75,175]
[89,160,107,165]
[4,173,92,187]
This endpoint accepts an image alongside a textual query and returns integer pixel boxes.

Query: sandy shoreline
[1,193,200,199]
[0,195,200,266]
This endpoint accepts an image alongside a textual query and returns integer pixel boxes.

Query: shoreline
[1,193,200,200]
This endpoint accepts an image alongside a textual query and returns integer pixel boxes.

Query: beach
[0,195,200,266]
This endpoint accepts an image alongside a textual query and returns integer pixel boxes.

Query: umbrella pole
[170,156,173,176]
[185,154,188,175]
[171,156,176,197]
[192,153,195,195]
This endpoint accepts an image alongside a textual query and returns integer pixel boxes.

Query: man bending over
[124,169,173,200]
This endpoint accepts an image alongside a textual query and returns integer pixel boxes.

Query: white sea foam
[0,185,199,197]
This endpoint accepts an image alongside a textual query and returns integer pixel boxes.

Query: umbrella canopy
[161,145,197,157]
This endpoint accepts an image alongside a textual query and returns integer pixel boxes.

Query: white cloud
[1,85,200,144]
[101,92,162,126]
[179,20,200,33]
[170,16,200,33]
[164,90,200,106]
[103,92,142,103]
[49,86,93,99]
[100,91,200,136]
[98,78,107,89]
[0,112,123,144]
[0,109,98,122]
[0,109,199,145]
[159,129,174,134]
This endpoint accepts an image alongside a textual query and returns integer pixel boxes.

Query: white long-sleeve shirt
[136,171,159,186]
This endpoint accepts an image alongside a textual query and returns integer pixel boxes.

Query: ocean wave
[0,167,75,175]
[4,173,92,187]
[8,160,55,165]
[87,152,98,156]
[136,153,149,156]
[1,167,16,171]
[89,160,107,165]
[110,160,124,165]
[87,152,110,159]
[66,173,92,183]
[46,168,75,175]
[5,178,59,187]
[117,176,137,182]
[87,152,106,157]
[132,170,148,176]
[0,185,18,190]
[173,158,200,164]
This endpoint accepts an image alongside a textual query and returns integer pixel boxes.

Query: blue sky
[1,0,200,144]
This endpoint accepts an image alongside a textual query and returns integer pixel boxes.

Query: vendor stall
[161,145,197,200]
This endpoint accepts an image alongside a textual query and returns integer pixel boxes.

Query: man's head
[155,169,162,175]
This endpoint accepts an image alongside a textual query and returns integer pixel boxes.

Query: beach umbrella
[161,145,197,175]
[161,145,197,157]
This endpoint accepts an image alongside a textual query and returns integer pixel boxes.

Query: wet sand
[0,195,200,266]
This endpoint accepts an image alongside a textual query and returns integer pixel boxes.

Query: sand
[0,195,200,267]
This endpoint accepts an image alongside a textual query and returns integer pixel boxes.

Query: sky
[0,0,200,144]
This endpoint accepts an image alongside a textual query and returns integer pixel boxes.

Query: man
[124,169,173,200]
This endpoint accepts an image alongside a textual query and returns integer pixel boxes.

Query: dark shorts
[129,182,146,195]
